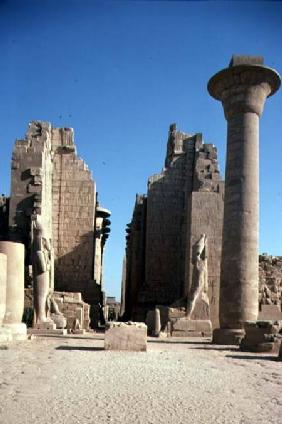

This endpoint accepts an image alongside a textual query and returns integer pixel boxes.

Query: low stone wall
[24,289,90,330]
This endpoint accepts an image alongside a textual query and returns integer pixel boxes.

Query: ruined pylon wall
[136,126,194,312]
[125,124,224,325]
[9,121,53,248]
[7,122,110,326]
[51,128,96,300]
[184,139,224,328]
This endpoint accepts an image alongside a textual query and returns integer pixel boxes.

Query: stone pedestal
[240,321,281,353]
[171,318,212,337]
[28,319,67,336]
[33,321,56,331]
[208,56,281,345]
[0,241,27,340]
[104,322,147,351]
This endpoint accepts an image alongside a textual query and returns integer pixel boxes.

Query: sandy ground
[0,334,281,424]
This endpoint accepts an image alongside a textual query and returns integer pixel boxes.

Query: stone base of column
[3,323,27,341]
[213,328,245,345]
[0,326,13,342]
[240,320,282,353]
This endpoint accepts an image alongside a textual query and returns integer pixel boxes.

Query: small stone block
[104,322,147,351]
[171,319,212,337]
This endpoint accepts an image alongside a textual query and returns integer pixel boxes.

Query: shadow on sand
[56,346,104,352]
[226,354,279,362]
[190,346,239,352]
[147,339,211,345]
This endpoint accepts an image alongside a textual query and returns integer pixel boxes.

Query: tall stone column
[0,241,27,339]
[208,56,280,344]
[0,253,12,342]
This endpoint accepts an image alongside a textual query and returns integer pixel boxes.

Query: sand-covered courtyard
[0,334,281,424]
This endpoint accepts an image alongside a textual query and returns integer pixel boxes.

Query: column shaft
[220,112,259,328]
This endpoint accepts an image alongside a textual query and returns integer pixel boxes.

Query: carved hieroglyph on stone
[0,241,27,339]
[208,55,281,345]
[104,322,147,351]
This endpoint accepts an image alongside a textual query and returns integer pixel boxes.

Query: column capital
[208,60,280,119]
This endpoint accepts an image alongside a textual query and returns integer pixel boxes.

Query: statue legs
[33,271,50,324]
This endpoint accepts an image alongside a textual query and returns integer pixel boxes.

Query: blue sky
[0,0,282,299]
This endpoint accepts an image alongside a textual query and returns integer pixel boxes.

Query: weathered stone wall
[137,126,194,313]
[5,121,110,327]
[184,139,224,328]
[259,255,282,311]
[125,124,224,324]
[9,121,53,247]
[51,127,96,299]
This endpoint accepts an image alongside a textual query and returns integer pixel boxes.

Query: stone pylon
[208,56,280,344]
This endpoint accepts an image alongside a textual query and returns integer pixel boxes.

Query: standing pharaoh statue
[31,214,53,325]
[186,234,208,319]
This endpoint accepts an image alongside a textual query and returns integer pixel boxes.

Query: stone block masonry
[51,127,96,297]
[104,322,147,351]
